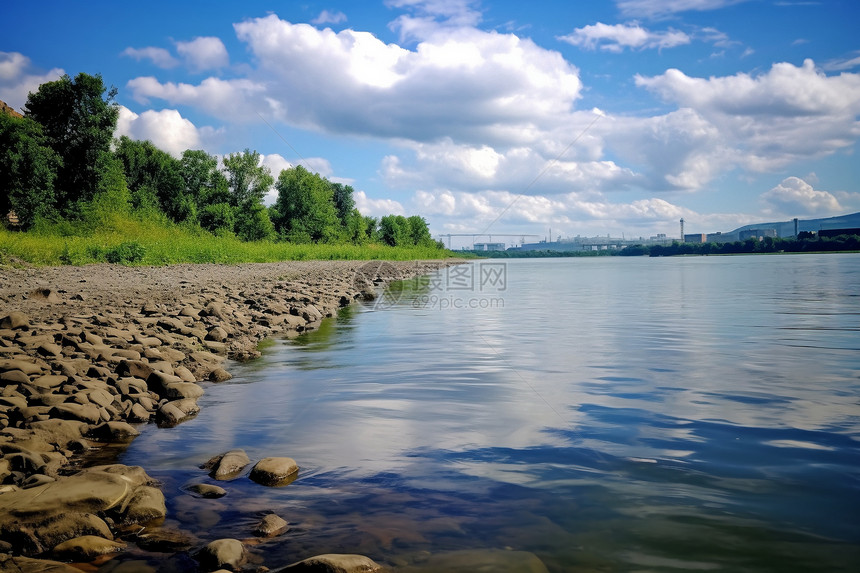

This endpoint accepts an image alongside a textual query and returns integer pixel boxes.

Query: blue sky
[2,0,859,246]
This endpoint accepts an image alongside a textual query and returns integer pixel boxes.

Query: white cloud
[312,10,348,25]
[386,0,483,42]
[0,51,63,110]
[761,176,842,217]
[635,59,860,171]
[617,0,750,19]
[229,14,582,141]
[121,46,179,69]
[116,106,218,157]
[409,188,750,238]
[559,23,690,52]
[355,190,405,216]
[823,51,860,72]
[175,37,229,72]
[127,76,266,120]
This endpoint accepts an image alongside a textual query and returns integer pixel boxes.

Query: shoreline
[0,259,460,572]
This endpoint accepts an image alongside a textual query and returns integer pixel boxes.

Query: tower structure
[680,218,685,242]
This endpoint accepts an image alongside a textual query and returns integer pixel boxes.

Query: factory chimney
[793,218,799,237]
[680,218,685,242]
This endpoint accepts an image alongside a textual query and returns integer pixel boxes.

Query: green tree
[0,112,62,229]
[24,73,119,215]
[222,149,273,207]
[180,149,229,209]
[379,214,409,246]
[272,166,340,243]
[406,215,433,246]
[199,203,236,235]
[114,136,185,219]
[331,182,356,226]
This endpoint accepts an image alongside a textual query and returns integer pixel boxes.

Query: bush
[105,241,146,264]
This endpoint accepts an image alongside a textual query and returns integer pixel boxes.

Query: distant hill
[0,99,23,118]
[728,211,860,238]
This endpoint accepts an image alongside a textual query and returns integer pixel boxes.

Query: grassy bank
[0,214,452,266]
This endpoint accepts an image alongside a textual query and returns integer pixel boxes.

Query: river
[118,254,860,572]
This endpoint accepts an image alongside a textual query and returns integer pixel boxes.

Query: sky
[2,0,860,247]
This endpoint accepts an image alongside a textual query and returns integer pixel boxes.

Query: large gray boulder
[202,449,251,480]
[196,538,247,571]
[249,456,299,486]
[276,554,386,572]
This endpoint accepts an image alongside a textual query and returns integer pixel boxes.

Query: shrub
[105,241,146,264]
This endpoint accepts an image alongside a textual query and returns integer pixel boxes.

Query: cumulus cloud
[0,51,63,110]
[408,188,740,238]
[559,23,690,52]
[761,176,843,217]
[121,46,179,69]
[617,0,750,19]
[127,76,266,120]
[386,0,483,42]
[635,59,860,171]
[355,190,405,216]
[176,37,230,72]
[312,10,348,25]
[115,106,220,157]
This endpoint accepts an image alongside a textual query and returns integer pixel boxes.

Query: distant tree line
[620,234,860,256]
[473,234,860,258]
[0,72,440,249]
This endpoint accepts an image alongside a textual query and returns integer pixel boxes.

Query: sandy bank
[0,259,460,572]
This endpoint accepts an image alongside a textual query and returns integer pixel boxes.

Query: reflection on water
[119,254,860,572]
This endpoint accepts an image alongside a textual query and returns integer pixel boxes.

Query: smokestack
[794,218,799,237]
[680,218,685,242]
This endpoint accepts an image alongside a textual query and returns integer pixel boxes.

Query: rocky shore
[0,259,458,572]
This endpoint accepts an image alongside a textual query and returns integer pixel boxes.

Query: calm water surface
[118,254,860,572]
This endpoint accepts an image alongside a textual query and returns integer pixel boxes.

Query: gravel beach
[0,259,458,572]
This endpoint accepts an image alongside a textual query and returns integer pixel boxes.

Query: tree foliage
[0,113,62,228]
[4,71,444,254]
[23,73,119,214]
[272,166,340,243]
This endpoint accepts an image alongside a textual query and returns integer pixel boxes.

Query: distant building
[684,233,706,244]
[706,231,731,243]
[473,242,506,251]
[739,228,777,240]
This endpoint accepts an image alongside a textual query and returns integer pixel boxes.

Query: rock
[162,381,204,401]
[87,421,140,442]
[132,527,195,553]
[21,474,56,489]
[29,374,68,390]
[203,449,250,480]
[0,312,29,330]
[0,358,43,375]
[249,457,299,487]
[174,365,197,382]
[156,398,200,426]
[197,538,247,572]
[186,483,227,498]
[0,554,82,573]
[49,403,101,424]
[36,343,63,358]
[29,288,61,303]
[1,368,30,384]
[206,326,228,342]
[0,511,113,556]
[253,513,289,537]
[116,359,154,380]
[52,535,126,560]
[121,485,166,524]
[208,368,232,382]
[276,554,386,573]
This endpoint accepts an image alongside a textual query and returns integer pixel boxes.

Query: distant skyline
[2,1,859,247]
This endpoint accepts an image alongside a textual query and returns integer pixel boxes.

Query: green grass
[0,214,453,266]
